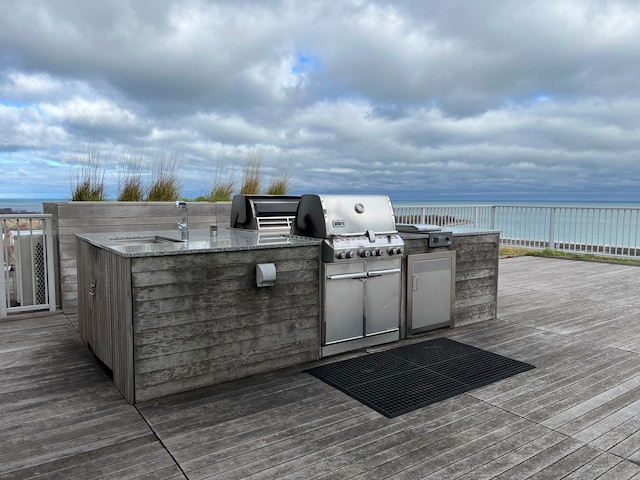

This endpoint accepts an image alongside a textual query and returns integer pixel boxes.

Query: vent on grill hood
[293,194,397,238]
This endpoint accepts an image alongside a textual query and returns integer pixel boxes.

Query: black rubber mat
[306,337,535,418]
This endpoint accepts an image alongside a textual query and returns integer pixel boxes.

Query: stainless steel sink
[113,235,185,245]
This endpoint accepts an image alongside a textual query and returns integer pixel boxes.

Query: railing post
[549,207,556,250]
[0,229,6,318]
[44,216,57,312]
[421,207,427,224]
[490,206,496,230]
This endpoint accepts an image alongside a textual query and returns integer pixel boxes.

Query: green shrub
[71,179,106,201]
[146,150,181,201]
[240,149,261,194]
[266,157,292,195]
[210,182,235,201]
[117,147,145,201]
[266,178,289,195]
[70,140,107,201]
[207,159,236,201]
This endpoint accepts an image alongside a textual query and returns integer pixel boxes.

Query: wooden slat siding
[76,239,90,348]
[44,201,230,312]
[403,232,499,328]
[134,317,318,360]
[93,246,114,368]
[109,251,135,403]
[77,241,115,369]
[129,244,320,402]
[0,313,186,479]
[134,303,316,334]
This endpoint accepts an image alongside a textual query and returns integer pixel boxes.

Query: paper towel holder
[256,263,276,287]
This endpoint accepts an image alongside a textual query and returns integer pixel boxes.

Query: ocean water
[0,198,66,213]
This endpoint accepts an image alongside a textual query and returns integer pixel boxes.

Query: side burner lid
[396,223,442,233]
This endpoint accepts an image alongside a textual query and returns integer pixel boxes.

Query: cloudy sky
[1,0,640,202]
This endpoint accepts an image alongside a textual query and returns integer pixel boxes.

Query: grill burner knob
[374,248,385,256]
[346,250,356,259]
[359,249,371,258]
[388,247,404,255]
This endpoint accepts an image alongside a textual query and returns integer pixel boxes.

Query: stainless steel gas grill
[230,194,301,232]
[293,194,404,356]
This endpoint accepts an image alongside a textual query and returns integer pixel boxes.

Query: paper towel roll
[256,263,276,287]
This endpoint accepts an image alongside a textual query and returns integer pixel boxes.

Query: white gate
[1,214,57,318]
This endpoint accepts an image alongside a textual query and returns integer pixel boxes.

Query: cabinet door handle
[413,274,419,291]
[327,272,368,280]
[89,279,96,313]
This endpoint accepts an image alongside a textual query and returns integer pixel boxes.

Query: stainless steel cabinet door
[365,258,401,336]
[324,262,365,344]
[408,252,455,334]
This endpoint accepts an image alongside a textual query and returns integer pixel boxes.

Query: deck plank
[0,313,186,480]
[3,256,640,478]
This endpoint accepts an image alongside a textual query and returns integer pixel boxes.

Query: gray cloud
[1,0,639,202]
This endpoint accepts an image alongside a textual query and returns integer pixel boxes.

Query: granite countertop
[399,227,500,239]
[76,228,321,257]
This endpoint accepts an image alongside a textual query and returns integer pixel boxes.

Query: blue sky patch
[291,52,323,75]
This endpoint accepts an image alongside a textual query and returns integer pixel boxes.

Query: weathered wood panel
[130,245,320,402]
[77,239,113,368]
[76,239,90,348]
[109,252,134,404]
[44,201,231,312]
[0,313,185,479]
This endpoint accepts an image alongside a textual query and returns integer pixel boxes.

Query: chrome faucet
[175,201,189,240]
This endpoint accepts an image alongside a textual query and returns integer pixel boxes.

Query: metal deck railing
[393,204,640,259]
[1,214,57,318]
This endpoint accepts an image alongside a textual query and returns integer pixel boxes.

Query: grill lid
[294,194,397,238]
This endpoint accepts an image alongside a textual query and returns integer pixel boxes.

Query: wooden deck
[2,256,640,478]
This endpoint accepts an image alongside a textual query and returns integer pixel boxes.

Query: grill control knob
[346,250,356,259]
[374,248,385,256]
[359,249,371,258]
[336,251,346,260]
[388,247,404,255]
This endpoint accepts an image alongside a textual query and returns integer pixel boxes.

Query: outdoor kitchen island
[75,228,322,404]
[76,225,499,404]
